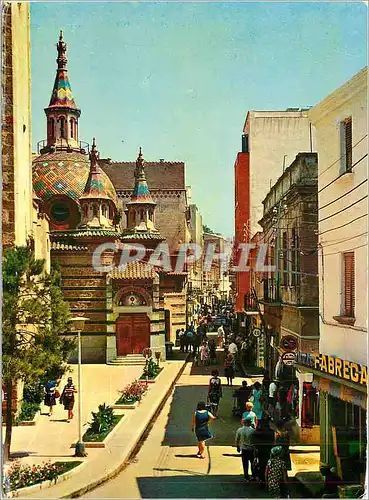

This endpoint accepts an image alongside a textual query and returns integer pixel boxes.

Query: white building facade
[304,67,367,483]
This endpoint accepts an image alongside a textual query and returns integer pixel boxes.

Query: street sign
[281,351,296,366]
[252,328,262,338]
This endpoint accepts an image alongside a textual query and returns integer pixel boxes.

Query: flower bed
[82,403,123,443]
[5,461,82,492]
[115,380,148,405]
[139,366,163,381]
[83,415,123,442]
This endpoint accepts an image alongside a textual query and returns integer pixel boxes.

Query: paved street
[83,360,305,499]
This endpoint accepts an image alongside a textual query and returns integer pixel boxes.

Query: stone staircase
[107,354,147,366]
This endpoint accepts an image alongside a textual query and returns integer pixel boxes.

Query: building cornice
[309,67,367,125]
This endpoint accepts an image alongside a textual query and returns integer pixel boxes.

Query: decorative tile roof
[80,138,118,205]
[121,231,164,240]
[50,228,120,238]
[108,261,157,280]
[51,241,88,251]
[47,31,78,111]
[33,151,90,201]
[100,161,185,190]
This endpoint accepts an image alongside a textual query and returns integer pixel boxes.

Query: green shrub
[23,382,44,405]
[17,402,40,422]
[142,358,161,379]
[88,403,115,434]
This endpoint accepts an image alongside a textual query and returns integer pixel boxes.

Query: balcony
[244,292,259,315]
[262,278,279,303]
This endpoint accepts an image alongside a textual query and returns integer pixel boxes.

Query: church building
[32,32,188,363]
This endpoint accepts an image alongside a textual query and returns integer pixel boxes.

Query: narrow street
[83,359,304,499]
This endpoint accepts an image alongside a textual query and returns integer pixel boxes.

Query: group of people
[43,377,77,422]
[236,402,292,497]
[191,372,293,498]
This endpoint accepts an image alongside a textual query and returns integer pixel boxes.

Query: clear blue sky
[31,2,367,236]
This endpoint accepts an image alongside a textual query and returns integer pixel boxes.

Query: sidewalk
[7,357,187,498]
[6,364,142,467]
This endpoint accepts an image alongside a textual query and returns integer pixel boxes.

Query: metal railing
[37,139,90,155]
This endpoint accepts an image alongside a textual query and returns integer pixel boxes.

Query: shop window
[343,252,355,318]
[301,382,320,426]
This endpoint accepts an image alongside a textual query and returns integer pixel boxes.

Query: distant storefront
[295,351,367,485]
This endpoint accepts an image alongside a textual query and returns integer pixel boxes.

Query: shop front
[295,351,367,485]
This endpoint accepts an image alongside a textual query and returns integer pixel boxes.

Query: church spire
[48,30,79,110]
[43,31,81,153]
[130,147,155,204]
[123,148,162,238]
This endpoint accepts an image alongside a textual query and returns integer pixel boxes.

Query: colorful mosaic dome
[33,151,91,201]
[33,150,118,206]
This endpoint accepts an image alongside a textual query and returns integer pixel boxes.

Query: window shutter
[345,119,352,171]
[344,252,355,317]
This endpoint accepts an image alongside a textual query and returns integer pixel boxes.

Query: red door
[116,314,150,355]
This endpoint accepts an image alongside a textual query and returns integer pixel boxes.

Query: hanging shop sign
[296,351,368,386]
[252,328,262,338]
[281,351,296,366]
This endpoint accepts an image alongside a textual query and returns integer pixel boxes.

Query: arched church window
[51,202,70,223]
[84,205,88,217]
[93,204,98,217]
[70,119,74,139]
[60,117,65,138]
[50,118,55,138]
[140,209,144,220]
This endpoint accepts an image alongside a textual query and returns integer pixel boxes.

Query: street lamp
[68,316,89,458]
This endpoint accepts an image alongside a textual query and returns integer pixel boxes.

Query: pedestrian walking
[242,401,258,428]
[254,415,275,488]
[265,446,289,498]
[268,379,278,416]
[208,369,222,417]
[208,337,217,364]
[250,381,264,420]
[235,418,256,482]
[234,380,251,415]
[179,329,185,352]
[60,377,77,422]
[274,420,292,471]
[217,325,224,348]
[200,340,209,365]
[44,380,59,417]
[223,353,235,386]
[191,401,216,459]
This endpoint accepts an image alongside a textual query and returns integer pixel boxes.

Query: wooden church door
[116,314,150,355]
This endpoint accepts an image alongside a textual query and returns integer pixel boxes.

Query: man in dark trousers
[235,418,256,481]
